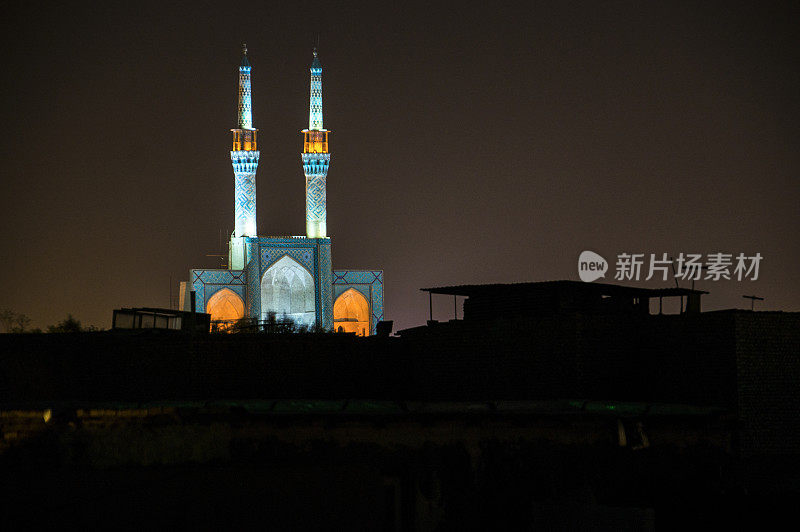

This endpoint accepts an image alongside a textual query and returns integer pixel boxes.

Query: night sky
[1,2,798,331]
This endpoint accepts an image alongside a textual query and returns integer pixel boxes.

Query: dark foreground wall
[0,331,398,402]
[1,311,795,404]
[1,310,798,457]
[1,309,798,528]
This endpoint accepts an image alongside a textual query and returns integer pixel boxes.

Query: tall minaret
[301,48,330,239]
[229,44,259,269]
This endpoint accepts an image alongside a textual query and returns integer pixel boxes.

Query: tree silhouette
[0,309,34,333]
[47,314,83,333]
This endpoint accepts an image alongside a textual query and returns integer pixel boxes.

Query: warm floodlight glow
[206,288,245,330]
[334,288,370,336]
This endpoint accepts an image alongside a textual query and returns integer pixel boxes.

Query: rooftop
[421,280,708,298]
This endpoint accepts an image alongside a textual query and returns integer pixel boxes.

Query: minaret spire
[229,44,260,268]
[301,48,330,239]
[309,47,323,130]
[237,42,253,129]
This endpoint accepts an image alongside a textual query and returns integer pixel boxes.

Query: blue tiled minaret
[229,44,259,269]
[301,48,330,239]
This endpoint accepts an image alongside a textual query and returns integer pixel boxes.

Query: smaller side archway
[205,288,245,331]
[333,288,370,336]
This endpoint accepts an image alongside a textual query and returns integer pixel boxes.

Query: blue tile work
[333,270,384,334]
[256,238,319,324]
[190,269,246,313]
[231,152,259,237]
[318,240,333,329]
[259,245,315,274]
[189,240,376,333]
[239,237,333,328]
[245,241,261,317]
[302,154,330,237]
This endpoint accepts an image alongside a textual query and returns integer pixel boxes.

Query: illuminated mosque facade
[181,47,383,335]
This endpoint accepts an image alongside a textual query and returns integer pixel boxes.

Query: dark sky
[1,1,798,331]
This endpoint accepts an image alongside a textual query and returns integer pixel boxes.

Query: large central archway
[261,255,316,328]
[205,288,245,331]
[333,288,370,336]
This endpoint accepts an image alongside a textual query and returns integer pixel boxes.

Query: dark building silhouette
[112,307,211,332]
[419,280,706,320]
[1,281,798,529]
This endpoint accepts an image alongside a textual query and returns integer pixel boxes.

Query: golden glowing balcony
[231,128,258,151]
[302,129,329,154]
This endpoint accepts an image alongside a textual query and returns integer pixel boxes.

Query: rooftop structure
[420,280,708,323]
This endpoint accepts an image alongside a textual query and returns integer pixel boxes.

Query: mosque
[179,46,383,335]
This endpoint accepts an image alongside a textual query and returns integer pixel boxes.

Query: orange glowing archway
[333,288,370,336]
[205,288,245,330]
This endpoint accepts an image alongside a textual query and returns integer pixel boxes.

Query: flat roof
[115,307,210,316]
[420,280,708,298]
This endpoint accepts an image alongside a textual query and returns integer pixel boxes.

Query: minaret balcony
[302,129,329,154]
[231,128,258,151]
